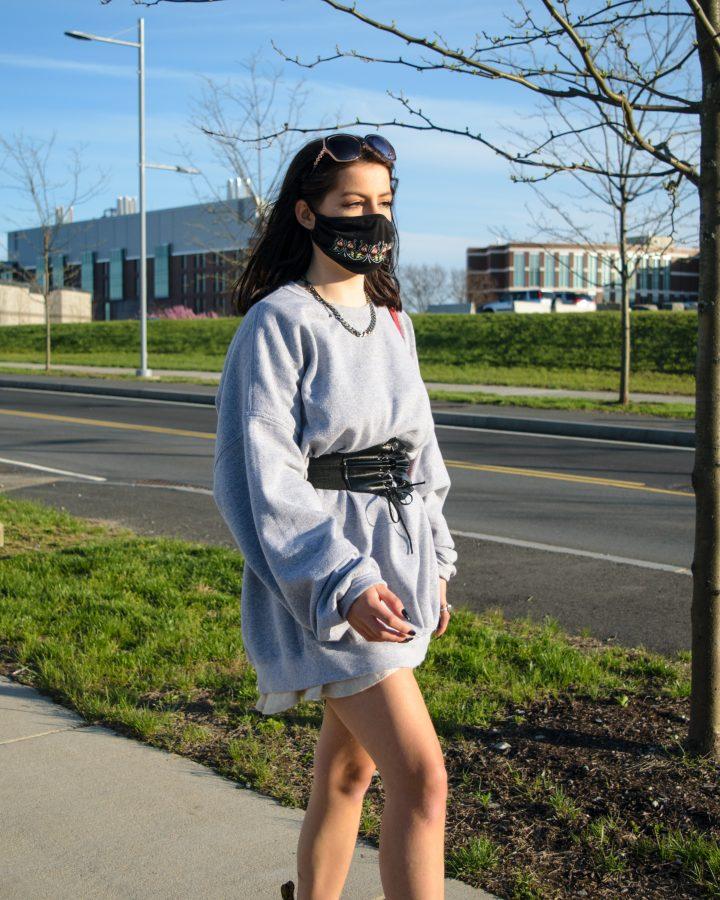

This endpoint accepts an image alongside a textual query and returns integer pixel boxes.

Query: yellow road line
[445,459,693,497]
[0,407,215,439]
[0,408,693,498]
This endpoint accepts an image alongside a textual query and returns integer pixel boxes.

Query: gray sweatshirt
[212,280,457,695]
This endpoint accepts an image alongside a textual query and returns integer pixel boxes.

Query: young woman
[212,133,458,900]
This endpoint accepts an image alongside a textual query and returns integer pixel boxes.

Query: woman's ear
[295,199,314,231]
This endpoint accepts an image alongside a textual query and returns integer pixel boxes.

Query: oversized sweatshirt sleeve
[401,310,458,582]
[212,301,386,642]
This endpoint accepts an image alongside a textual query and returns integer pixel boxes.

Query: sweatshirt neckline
[286,280,381,317]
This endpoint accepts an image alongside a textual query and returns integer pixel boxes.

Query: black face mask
[309,209,396,274]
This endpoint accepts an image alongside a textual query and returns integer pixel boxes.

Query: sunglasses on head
[311,133,397,171]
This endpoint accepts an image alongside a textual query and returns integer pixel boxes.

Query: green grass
[635,824,720,895]
[0,493,690,738]
[426,390,694,419]
[0,493,689,726]
[446,833,502,878]
[420,362,695,396]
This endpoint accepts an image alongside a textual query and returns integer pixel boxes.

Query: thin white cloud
[0,52,193,82]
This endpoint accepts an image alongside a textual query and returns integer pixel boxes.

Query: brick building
[467,237,699,309]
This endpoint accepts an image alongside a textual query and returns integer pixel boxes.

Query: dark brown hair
[232,136,401,315]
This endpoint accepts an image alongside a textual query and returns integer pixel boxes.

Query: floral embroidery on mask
[330,237,394,264]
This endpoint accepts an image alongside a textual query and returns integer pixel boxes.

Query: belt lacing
[340,445,425,555]
[376,471,426,554]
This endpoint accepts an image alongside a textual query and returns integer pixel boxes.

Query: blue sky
[0,0,699,267]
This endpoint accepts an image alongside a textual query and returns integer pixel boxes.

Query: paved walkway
[0,360,694,406]
[1,675,494,899]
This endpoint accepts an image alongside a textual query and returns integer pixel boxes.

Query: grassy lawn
[419,363,694,397]
[427,391,695,420]
[0,494,716,898]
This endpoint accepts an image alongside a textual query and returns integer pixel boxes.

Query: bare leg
[296,700,378,900]
[325,667,447,900]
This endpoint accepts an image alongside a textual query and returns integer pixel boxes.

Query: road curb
[432,409,694,448]
[0,375,694,448]
[0,375,217,406]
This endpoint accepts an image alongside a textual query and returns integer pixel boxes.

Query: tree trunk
[688,3,720,757]
[44,239,51,373]
[619,203,630,406]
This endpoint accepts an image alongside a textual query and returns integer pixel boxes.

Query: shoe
[280,880,296,899]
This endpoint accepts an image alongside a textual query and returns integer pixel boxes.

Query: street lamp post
[137,17,147,377]
[65,19,198,378]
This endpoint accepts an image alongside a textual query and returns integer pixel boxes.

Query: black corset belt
[305,437,426,554]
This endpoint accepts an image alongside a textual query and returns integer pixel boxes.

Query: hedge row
[410,310,697,375]
[0,310,698,375]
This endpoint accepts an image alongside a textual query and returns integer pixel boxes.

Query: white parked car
[479,289,554,313]
[479,289,596,313]
[479,298,513,313]
[551,291,597,312]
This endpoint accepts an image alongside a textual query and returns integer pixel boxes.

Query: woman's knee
[385,758,448,820]
[315,752,377,800]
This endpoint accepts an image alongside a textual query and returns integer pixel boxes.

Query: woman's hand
[345,583,418,642]
[433,578,450,638]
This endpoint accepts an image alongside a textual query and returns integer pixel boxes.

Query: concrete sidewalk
[0,360,694,406]
[1,675,494,899]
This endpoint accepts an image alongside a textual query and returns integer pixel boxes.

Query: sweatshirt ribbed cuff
[316,563,385,642]
[437,561,456,582]
[338,571,388,620]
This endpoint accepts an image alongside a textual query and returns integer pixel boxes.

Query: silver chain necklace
[298,276,377,338]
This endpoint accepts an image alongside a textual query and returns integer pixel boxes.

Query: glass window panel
[572,253,584,288]
[513,251,525,288]
[35,255,46,291]
[586,253,597,287]
[109,248,124,301]
[51,253,65,289]
[528,252,540,285]
[558,253,570,287]
[154,243,171,299]
[81,251,94,296]
[543,252,555,288]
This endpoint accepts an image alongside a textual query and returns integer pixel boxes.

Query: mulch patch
[440,686,719,898]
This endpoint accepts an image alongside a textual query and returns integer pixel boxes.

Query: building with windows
[6,194,257,320]
[467,237,699,309]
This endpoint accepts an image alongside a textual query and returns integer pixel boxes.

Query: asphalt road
[0,384,694,657]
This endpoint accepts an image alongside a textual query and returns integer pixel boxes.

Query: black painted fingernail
[402,636,414,642]
[401,608,410,620]
[409,629,416,635]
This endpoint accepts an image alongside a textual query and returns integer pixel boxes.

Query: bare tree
[0,131,107,370]
[448,268,467,305]
[489,132,697,404]
[173,51,343,305]
[398,263,448,311]
[188,50,315,220]
[492,31,699,405]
